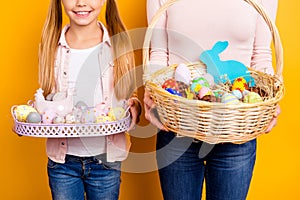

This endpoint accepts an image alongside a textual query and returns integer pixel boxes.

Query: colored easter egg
[95,109,109,119]
[96,115,113,123]
[53,116,66,124]
[190,82,202,94]
[71,109,83,123]
[231,89,243,99]
[242,89,250,97]
[190,77,210,94]
[165,88,182,97]
[75,101,88,110]
[174,63,191,84]
[232,77,248,92]
[26,112,42,123]
[108,107,126,121]
[243,92,263,103]
[14,105,38,122]
[81,108,97,123]
[198,87,212,99]
[192,77,210,88]
[162,78,179,90]
[176,81,189,98]
[221,93,240,105]
[65,113,76,124]
[95,103,110,115]
[42,109,57,124]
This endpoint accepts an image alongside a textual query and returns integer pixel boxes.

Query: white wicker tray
[11,106,131,138]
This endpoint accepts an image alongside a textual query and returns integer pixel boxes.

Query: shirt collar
[58,21,112,48]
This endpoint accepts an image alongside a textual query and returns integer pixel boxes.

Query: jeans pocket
[102,161,121,171]
[47,158,59,169]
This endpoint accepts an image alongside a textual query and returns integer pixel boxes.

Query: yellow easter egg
[14,105,38,122]
[232,77,248,92]
[96,115,113,123]
[243,92,263,103]
[108,107,126,121]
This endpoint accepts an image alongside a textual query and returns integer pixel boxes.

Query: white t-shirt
[67,44,106,156]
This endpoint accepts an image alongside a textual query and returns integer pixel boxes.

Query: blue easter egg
[26,112,42,123]
[231,90,243,99]
[165,88,182,97]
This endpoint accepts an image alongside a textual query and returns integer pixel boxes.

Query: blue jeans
[156,131,256,200]
[47,154,121,200]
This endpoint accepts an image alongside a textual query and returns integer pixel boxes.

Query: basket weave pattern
[143,0,284,144]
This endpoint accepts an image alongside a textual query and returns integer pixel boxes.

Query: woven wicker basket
[143,0,284,144]
[11,105,131,138]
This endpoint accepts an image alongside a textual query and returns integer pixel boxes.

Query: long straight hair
[39,0,136,100]
[106,0,136,100]
[38,0,62,96]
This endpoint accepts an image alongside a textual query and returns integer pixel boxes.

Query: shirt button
[63,72,67,75]
[61,142,65,145]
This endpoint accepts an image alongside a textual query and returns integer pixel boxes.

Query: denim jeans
[156,131,256,200]
[47,154,121,200]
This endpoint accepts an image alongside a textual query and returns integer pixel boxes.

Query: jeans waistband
[165,130,202,143]
[65,153,107,162]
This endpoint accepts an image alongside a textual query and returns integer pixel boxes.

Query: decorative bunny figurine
[199,41,255,86]
[34,88,74,117]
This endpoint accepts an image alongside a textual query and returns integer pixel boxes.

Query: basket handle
[11,105,18,121]
[143,0,283,82]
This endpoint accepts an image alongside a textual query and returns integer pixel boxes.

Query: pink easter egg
[42,109,57,124]
[198,87,212,99]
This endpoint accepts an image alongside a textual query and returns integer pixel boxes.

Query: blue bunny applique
[199,41,255,86]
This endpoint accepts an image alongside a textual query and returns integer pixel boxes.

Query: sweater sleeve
[146,0,169,75]
[250,0,278,74]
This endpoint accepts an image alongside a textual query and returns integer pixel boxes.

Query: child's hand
[127,97,142,131]
[265,105,281,133]
[144,90,168,131]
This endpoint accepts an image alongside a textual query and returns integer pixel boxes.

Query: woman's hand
[265,105,281,133]
[144,89,168,131]
[127,97,142,131]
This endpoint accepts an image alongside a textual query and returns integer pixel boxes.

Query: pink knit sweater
[146,0,278,75]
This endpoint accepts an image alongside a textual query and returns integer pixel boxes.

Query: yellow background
[0,0,299,199]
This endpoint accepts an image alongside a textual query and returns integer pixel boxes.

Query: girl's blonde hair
[39,0,136,100]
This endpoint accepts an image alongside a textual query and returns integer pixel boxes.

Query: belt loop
[94,153,107,164]
[174,133,184,138]
[192,139,201,143]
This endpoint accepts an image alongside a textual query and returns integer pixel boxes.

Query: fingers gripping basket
[143,0,284,144]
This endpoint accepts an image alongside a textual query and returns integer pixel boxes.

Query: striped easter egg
[221,93,240,104]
